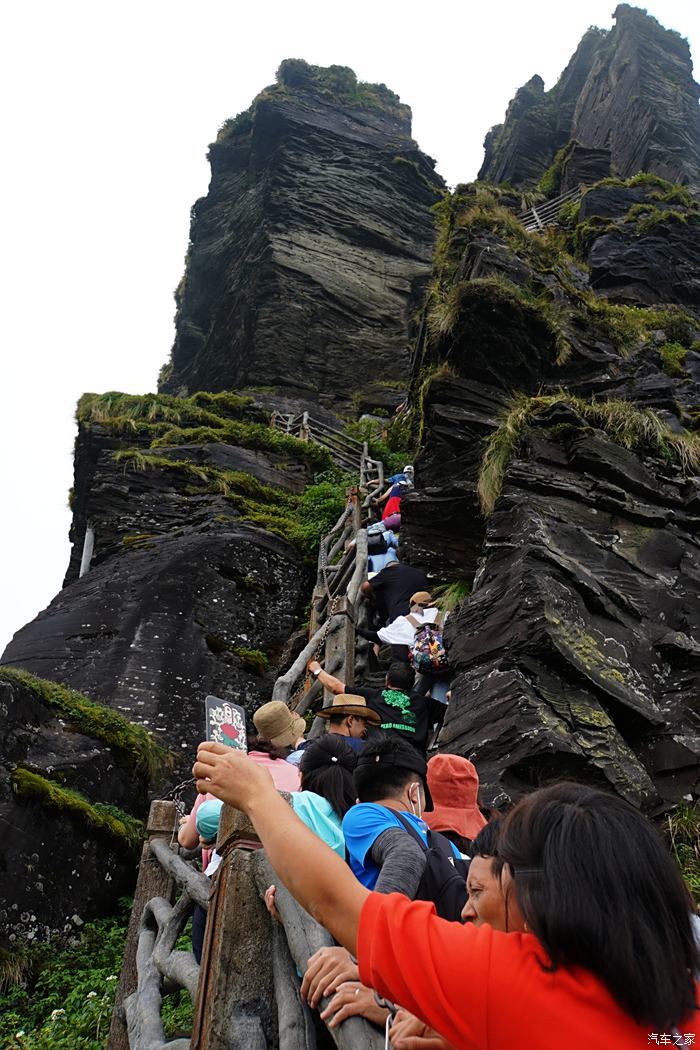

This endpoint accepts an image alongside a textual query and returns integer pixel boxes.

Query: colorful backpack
[406,614,449,674]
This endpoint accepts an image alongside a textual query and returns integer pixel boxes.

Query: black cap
[356,743,434,811]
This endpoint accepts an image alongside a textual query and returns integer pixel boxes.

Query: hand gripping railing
[110,801,383,1049]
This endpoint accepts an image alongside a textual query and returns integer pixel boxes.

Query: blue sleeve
[342,805,399,866]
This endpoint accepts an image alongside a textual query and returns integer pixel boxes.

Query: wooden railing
[270,410,367,473]
[271,426,384,724]
[110,802,383,1050]
[517,184,584,232]
[110,422,387,1048]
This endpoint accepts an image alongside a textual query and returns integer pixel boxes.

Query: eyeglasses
[511,866,544,877]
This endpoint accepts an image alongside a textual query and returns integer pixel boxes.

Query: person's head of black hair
[470,820,505,877]
[498,781,699,1030]
[353,737,426,804]
[247,735,289,761]
[299,734,357,819]
[385,662,415,693]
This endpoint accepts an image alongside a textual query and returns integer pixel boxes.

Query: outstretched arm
[193,742,368,951]
[307,660,346,695]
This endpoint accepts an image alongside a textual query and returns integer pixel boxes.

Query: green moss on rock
[659,341,689,377]
[0,667,169,778]
[11,768,143,849]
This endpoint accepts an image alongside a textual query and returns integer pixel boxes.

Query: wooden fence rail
[111,417,388,1048]
[517,183,584,232]
[110,802,383,1049]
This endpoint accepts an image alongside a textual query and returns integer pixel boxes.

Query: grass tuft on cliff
[478,393,700,515]
[0,667,169,778]
[666,801,700,904]
[79,389,332,473]
[428,180,700,368]
[78,390,256,428]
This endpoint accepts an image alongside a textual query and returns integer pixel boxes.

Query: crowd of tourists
[179,463,699,1048]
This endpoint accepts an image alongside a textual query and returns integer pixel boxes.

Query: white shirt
[377,606,440,646]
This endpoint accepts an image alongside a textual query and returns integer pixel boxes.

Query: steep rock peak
[479,5,700,192]
[160,60,443,404]
[214,59,416,148]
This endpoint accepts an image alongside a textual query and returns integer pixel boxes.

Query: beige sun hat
[316,694,381,725]
[253,701,306,748]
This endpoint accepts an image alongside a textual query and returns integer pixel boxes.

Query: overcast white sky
[1,0,698,654]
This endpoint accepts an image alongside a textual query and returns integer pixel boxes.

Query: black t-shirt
[347,686,430,753]
[369,564,429,623]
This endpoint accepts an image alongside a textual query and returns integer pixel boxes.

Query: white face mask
[408,781,423,820]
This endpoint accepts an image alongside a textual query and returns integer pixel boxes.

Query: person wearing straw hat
[252,700,308,776]
[308,659,432,755]
[316,694,381,752]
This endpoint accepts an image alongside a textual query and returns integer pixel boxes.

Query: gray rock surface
[161,66,443,408]
[399,176,700,811]
[0,673,147,942]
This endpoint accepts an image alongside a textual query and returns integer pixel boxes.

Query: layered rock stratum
[480,4,700,192]
[161,60,443,410]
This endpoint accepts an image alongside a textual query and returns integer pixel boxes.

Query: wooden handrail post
[349,486,362,532]
[191,806,276,1049]
[107,800,178,1050]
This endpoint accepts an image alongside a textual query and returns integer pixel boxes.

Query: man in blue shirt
[342,738,462,896]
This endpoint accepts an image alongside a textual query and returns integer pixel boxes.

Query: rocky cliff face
[480,5,700,192]
[3,21,700,945]
[1,64,444,941]
[161,60,444,410]
[400,172,700,810]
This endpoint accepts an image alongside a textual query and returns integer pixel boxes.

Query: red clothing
[382,495,402,520]
[358,892,699,1050]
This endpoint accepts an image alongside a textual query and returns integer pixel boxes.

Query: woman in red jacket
[194,743,699,1049]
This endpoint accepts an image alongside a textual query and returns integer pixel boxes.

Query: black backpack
[367,532,388,555]
[392,811,469,921]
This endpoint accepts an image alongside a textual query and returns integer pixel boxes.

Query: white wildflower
[50,1009,65,1020]
[87,991,98,998]
[106,974,117,981]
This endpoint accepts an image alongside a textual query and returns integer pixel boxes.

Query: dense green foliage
[0,668,168,778]
[658,340,689,377]
[0,907,193,1049]
[343,419,411,475]
[536,141,576,197]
